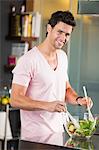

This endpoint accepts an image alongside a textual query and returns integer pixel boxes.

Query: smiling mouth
[57,39,66,45]
[57,41,65,46]
[63,39,67,44]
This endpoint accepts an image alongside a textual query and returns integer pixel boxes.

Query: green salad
[67,119,96,138]
[96,119,99,127]
[76,120,95,136]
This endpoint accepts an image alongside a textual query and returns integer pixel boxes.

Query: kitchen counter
[18,132,99,150]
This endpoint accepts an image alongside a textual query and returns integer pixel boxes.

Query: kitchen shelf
[6,36,38,42]
[6,35,38,49]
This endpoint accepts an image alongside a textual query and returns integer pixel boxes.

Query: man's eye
[58,31,63,34]
[65,33,70,37]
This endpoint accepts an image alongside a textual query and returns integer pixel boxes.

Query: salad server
[83,86,94,121]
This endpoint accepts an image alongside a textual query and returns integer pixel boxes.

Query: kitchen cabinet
[0,104,20,150]
[0,86,20,150]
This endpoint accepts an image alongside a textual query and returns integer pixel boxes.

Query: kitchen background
[0,0,99,116]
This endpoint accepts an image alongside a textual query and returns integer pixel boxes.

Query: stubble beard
[54,42,64,50]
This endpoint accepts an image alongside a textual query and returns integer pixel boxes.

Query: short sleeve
[12,55,34,87]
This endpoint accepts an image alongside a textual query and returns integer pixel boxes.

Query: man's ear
[47,24,52,33]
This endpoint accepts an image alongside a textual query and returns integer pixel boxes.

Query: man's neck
[37,40,56,57]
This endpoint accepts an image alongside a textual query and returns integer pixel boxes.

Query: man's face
[47,22,73,49]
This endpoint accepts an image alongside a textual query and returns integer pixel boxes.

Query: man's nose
[60,33,66,42]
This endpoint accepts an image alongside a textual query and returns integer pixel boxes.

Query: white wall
[69,16,99,114]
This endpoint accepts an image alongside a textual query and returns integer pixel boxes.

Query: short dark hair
[48,10,76,28]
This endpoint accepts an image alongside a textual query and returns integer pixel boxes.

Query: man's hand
[46,101,66,112]
[77,97,93,108]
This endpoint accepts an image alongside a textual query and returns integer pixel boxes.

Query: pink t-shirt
[12,46,69,141]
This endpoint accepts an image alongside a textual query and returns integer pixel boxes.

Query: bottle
[21,4,25,13]
[9,5,16,36]
[3,86,10,97]
[1,86,10,105]
[11,6,16,14]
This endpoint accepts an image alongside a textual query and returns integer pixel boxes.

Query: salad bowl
[65,119,96,140]
[65,137,94,149]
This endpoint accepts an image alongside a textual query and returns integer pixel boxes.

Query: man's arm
[10,83,66,112]
[65,81,93,108]
[65,81,78,105]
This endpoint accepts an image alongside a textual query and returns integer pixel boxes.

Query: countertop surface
[19,132,99,150]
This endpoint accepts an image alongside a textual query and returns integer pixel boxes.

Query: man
[10,11,93,141]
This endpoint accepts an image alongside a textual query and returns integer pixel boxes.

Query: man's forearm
[65,87,78,105]
[10,92,50,111]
